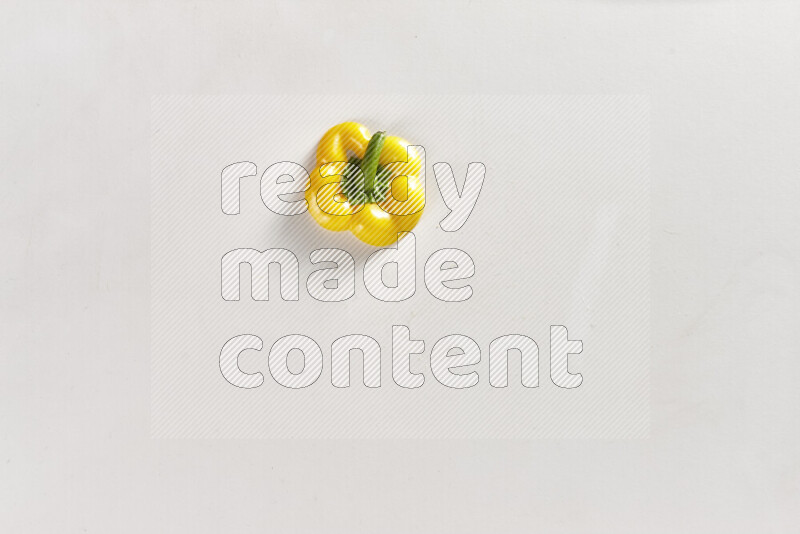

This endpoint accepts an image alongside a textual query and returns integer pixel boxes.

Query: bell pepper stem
[361,131,386,200]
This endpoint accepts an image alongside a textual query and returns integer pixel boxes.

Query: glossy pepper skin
[305,122,425,246]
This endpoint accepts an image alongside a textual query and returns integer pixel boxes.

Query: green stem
[361,131,386,200]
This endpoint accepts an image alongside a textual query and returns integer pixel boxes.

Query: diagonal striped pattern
[151,94,650,439]
[550,325,584,389]
[429,335,481,388]
[220,248,299,301]
[363,232,416,301]
[268,335,324,389]
[330,335,382,388]
[423,247,475,302]
[433,161,485,232]
[307,248,356,302]
[221,161,257,215]
[489,335,540,388]
[219,334,264,389]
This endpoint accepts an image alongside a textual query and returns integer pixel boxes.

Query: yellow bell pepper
[305,122,425,246]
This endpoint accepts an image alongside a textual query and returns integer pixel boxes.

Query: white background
[2,1,799,532]
[151,95,650,439]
